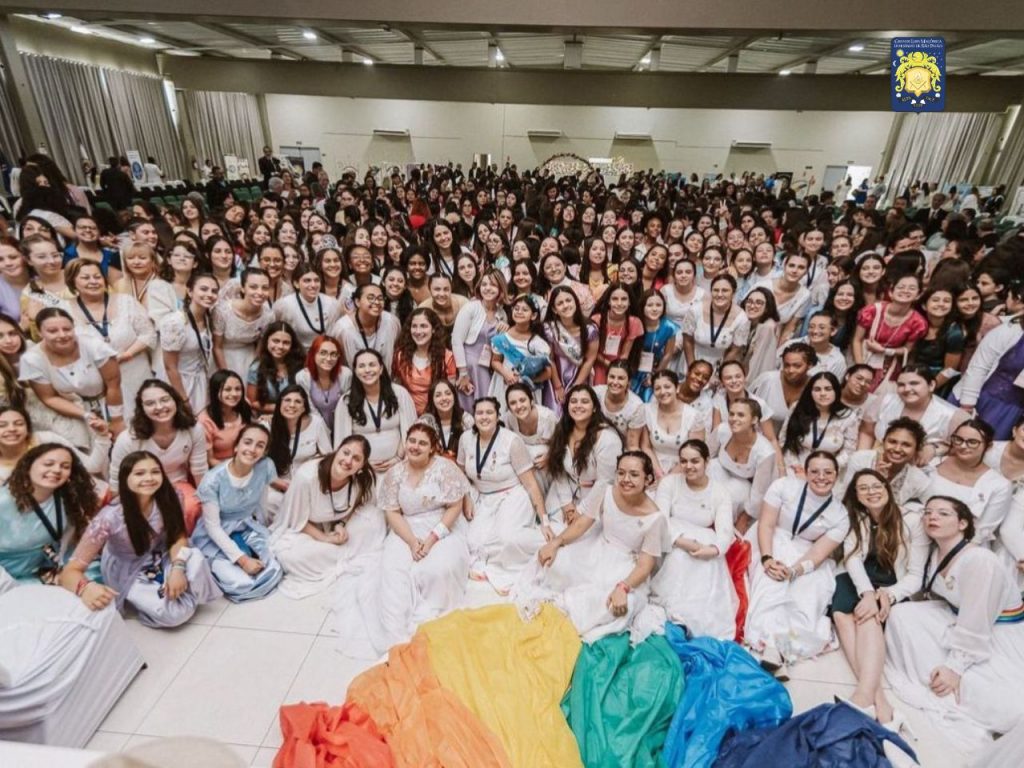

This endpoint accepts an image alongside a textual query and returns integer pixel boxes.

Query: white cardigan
[841,513,929,603]
[450,299,507,371]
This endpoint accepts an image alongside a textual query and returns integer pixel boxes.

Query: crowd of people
[1,154,1024,758]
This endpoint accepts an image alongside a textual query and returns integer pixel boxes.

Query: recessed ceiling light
[71,26,92,35]
[302,30,317,41]
[849,44,865,52]
[363,57,373,65]
[45,13,62,19]
[779,69,792,75]
[139,37,155,44]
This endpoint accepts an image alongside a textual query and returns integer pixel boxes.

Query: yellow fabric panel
[347,631,511,768]
[421,604,584,768]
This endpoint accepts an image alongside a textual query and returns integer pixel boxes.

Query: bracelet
[171,563,187,572]
[75,578,90,597]
[172,558,187,567]
[431,522,451,540]
[107,405,124,418]
[616,581,631,594]
[760,554,774,565]
[798,559,814,577]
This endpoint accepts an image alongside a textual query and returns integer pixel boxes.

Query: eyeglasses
[363,295,385,304]
[855,483,886,493]
[950,435,983,449]
[317,350,340,359]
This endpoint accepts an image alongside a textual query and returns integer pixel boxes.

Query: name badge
[604,335,621,357]
[477,344,492,368]
[638,351,654,373]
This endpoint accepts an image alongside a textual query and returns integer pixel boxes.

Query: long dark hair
[267,384,311,475]
[782,371,848,456]
[117,450,186,556]
[347,348,400,426]
[544,285,590,359]
[547,384,622,480]
[842,469,906,573]
[254,321,306,404]
[382,266,415,326]
[7,443,98,538]
[592,282,636,354]
[317,435,375,511]
[394,307,449,382]
[425,379,467,453]
[206,370,253,429]
[130,379,197,439]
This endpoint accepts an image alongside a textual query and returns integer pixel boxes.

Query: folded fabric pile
[276,605,904,768]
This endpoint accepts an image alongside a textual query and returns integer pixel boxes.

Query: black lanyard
[811,415,833,449]
[289,422,301,459]
[186,307,211,371]
[438,254,454,278]
[922,538,970,595]
[805,258,818,288]
[329,482,354,523]
[30,493,64,544]
[297,295,325,334]
[475,426,501,477]
[366,397,384,432]
[708,307,729,346]
[357,315,380,351]
[791,483,833,536]
[77,294,110,341]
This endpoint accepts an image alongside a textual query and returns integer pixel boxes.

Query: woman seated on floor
[270,435,386,599]
[59,451,221,627]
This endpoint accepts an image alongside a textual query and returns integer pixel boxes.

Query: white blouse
[763,476,849,544]
[593,385,645,436]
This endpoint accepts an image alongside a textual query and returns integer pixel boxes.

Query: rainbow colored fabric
[274,604,791,768]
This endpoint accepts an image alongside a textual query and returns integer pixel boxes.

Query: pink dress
[856,302,927,391]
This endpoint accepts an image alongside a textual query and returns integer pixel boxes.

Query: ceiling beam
[632,34,663,71]
[391,25,446,65]
[309,27,377,62]
[952,53,1024,74]
[770,37,862,73]
[698,35,760,72]
[195,21,309,60]
[848,37,989,75]
[103,22,232,57]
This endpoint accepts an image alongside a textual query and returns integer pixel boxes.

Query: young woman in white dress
[334,423,470,658]
[746,451,849,668]
[662,258,705,376]
[264,384,332,524]
[649,440,737,640]
[514,451,669,644]
[710,359,779,448]
[273,263,342,351]
[984,414,1024,587]
[457,397,547,594]
[930,419,1012,548]
[65,259,155,422]
[333,348,417,475]
[503,382,558,474]
[770,251,812,344]
[330,283,401,375]
[681,274,749,371]
[779,371,859,475]
[842,417,932,515]
[424,379,474,459]
[212,267,272,380]
[593,361,646,449]
[544,384,624,533]
[885,496,1024,755]
[708,398,777,534]
[858,365,967,463]
[640,370,705,479]
[831,470,929,735]
[160,273,218,417]
[270,435,386,599]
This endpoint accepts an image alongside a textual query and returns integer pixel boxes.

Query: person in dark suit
[99,156,134,210]
[913,192,948,237]
[258,146,280,189]
[205,166,231,210]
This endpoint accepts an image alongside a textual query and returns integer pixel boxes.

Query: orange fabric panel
[274,701,392,768]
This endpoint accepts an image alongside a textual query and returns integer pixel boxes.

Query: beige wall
[266,93,896,182]
[11,16,160,74]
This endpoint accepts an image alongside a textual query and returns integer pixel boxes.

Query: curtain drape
[883,112,1003,203]
[0,67,27,166]
[182,90,265,173]
[20,54,114,185]
[101,68,185,181]
[985,106,1024,193]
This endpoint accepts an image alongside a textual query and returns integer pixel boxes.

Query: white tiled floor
[71,581,968,767]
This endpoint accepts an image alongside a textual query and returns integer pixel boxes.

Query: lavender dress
[545,321,598,409]
[68,501,222,628]
[459,317,498,413]
[976,334,1024,439]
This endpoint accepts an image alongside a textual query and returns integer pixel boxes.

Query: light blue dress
[0,487,66,582]
[192,458,283,601]
[631,318,680,402]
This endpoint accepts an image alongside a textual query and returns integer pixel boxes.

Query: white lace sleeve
[508,433,534,476]
[159,312,188,352]
[432,457,470,506]
[681,307,698,337]
[378,462,404,511]
[998,490,1024,562]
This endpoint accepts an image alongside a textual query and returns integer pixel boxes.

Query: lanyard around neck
[791,483,833,536]
[475,426,501,477]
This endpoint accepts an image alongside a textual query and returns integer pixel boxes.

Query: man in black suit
[257,146,280,189]
[205,166,231,210]
[913,192,948,237]
[99,156,134,210]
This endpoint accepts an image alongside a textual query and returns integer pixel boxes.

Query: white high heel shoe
[880,707,918,742]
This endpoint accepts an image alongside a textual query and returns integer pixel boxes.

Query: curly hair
[130,379,197,439]
[253,321,306,405]
[393,307,449,383]
[7,443,99,538]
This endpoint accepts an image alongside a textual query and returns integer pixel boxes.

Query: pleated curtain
[102,68,185,180]
[0,67,27,164]
[985,107,1024,193]
[182,90,265,173]
[883,112,1003,202]
[20,54,114,185]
